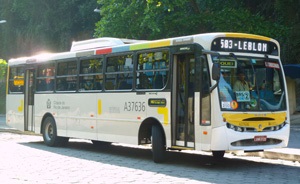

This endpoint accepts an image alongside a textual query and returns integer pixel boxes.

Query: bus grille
[231,138,282,147]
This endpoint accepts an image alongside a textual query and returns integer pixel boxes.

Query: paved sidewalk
[251,113,300,162]
[1,114,300,162]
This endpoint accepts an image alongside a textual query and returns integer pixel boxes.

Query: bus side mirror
[212,63,220,81]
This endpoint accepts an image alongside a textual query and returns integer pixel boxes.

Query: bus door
[24,69,35,131]
[172,54,195,148]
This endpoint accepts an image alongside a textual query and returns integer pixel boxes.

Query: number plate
[254,136,267,142]
[235,91,250,102]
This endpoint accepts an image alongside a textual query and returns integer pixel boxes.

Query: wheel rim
[45,122,53,141]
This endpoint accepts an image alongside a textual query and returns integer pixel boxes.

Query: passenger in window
[57,79,66,91]
[138,65,151,89]
[219,70,233,101]
[84,80,94,90]
[233,71,255,109]
[45,79,54,91]
[233,72,251,92]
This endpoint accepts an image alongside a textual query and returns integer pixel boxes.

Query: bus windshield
[214,55,286,111]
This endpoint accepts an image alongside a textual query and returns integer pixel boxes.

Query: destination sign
[211,37,278,55]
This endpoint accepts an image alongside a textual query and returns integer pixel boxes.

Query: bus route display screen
[211,37,278,56]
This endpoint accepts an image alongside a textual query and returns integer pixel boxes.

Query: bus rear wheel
[152,125,166,163]
[42,116,69,147]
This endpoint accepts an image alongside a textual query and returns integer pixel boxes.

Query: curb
[0,127,38,135]
[233,149,300,162]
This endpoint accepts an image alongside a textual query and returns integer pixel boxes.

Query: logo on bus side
[47,99,51,109]
[46,99,70,110]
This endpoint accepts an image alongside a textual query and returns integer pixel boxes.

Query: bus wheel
[152,125,166,163]
[42,116,68,147]
[212,151,225,159]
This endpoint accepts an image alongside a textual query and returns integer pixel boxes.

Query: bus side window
[56,78,66,91]
[136,50,169,90]
[105,81,114,90]
[56,60,77,92]
[105,54,133,91]
[79,58,103,91]
[36,64,55,92]
[153,74,163,89]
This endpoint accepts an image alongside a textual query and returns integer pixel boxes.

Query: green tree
[0,59,7,82]
[0,0,99,60]
[95,0,295,64]
[274,0,300,64]
[0,59,7,114]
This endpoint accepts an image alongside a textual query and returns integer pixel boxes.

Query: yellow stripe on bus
[18,100,24,112]
[157,107,169,125]
[225,33,271,41]
[98,99,102,115]
[130,40,171,51]
[150,40,171,48]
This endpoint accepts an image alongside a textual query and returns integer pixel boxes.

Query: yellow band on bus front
[225,33,271,41]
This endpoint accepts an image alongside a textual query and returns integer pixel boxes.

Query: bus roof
[70,37,147,52]
[8,32,278,66]
[8,52,76,66]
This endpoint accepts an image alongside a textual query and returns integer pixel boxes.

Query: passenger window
[36,63,55,92]
[136,50,169,90]
[57,60,77,91]
[79,58,103,91]
[105,54,133,90]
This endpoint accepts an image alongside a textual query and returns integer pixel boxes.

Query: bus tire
[212,151,225,159]
[42,116,68,147]
[152,125,166,163]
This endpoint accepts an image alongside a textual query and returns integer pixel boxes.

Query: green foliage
[0,0,299,64]
[95,0,147,39]
[95,0,297,64]
[0,0,99,60]
[0,59,7,81]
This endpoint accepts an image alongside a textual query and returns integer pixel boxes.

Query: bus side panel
[210,126,229,151]
[96,93,145,145]
[68,93,97,140]
[6,94,24,131]
[59,93,97,140]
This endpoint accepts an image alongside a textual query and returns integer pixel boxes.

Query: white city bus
[6,32,289,162]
